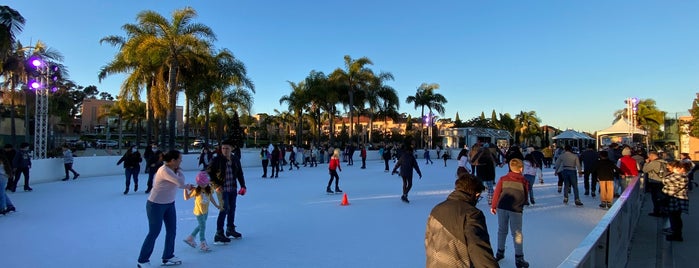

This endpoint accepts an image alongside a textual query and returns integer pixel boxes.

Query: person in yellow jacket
[183,171,220,251]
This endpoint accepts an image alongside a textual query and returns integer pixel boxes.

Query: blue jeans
[190,214,208,241]
[0,177,14,209]
[125,167,139,188]
[524,174,535,199]
[138,201,177,263]
[216,191,238,231]
[497,209,524,255]
[562,170,580,200]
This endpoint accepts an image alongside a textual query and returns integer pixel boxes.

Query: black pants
[402,175,414,196]
[11,167,30,190]
[262,159,268,177]
[647,181,664,214]
[361,157,366,168]
[216,191,238,232]
[384,159,390,171]
[64,163,78,180]
[327,170,340,189]
[583,170,597,192]
[669,210,683,237]
[271,160,279,177]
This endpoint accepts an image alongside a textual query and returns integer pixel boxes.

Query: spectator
[425,171,497,268]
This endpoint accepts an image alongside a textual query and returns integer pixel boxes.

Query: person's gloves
[238,187,247,196]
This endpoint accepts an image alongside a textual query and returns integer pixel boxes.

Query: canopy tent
[552,129,595,149]
[596,119,648,148]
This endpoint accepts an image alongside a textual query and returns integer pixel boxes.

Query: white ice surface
[0,159,605,268]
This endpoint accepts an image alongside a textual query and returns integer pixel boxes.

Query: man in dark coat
[425,170,498,268]
[392,144,422,203]
[208,140,247,243]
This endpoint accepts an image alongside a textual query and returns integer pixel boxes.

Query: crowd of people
[2,138,696,267]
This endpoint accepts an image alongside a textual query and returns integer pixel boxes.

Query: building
[440,127,512,149]
[679,115,699,160]
[80,98,184,135]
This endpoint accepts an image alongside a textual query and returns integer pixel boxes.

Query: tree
[362,71,399,144]
[687,93,699,138]
[119,7,216,150]
[405,83,447,148]
[330,55,374,143]
[279,81,308,146]
[614,98,665,140]
[0,5,25,70]
[514,110,541,145]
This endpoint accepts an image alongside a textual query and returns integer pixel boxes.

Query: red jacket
[360,149,367,158]
[491,171,529,213]
[329,158,341,171]
[618,156,639,176]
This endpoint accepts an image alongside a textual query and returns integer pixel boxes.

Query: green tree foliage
[688,93,699,138]
[230,111,243,148]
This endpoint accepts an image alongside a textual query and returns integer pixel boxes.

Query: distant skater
[392,144,423,203]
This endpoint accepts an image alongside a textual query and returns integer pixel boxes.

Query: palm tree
[405,83,447,148]
[279,81,308,146]
[124,7,216,150]
[514,110,541,145]
[330,55,374,143]
[0,5,25,68]
[614,98,665,140]
[363,71,399,144]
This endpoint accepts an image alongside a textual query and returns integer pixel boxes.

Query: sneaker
[162,256,182,265]
[183,235,196,248]
[137,261,150,267]
[200,241,211,252]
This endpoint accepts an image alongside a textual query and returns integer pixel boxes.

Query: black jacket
[425,190,498,268]
[117,151,142,169]
[392,152,422,178]
[207,154,246,191]
[591,158,621,181]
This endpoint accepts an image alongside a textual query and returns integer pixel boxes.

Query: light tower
[28,57,50,159]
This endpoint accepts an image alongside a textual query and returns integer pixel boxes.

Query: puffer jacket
[425,191,499,268]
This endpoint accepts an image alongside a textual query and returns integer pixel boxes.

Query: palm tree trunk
[146,81,154,144]
[167,62,178,151]
[183,95,190,154]
[204,104,211,146]
[9,77,17,145]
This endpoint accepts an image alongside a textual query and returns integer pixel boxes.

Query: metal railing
[558,175,644,268]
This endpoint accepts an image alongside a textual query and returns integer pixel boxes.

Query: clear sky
[5,0,698,133]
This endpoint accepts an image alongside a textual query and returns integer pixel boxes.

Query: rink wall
[22,149,393,185]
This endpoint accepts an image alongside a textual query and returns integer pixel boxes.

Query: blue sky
[5,0,698,133]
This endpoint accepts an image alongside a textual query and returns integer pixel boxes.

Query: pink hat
[195,171,210,186]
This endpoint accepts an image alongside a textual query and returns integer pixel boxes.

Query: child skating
[183,171,220,251]
[326,149,343,194]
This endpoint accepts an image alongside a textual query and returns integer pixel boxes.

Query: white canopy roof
[597,119,647,136]
[552,129,595,140]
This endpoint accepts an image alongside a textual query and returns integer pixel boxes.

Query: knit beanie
[195,171,210,187]
[622,147,631,156]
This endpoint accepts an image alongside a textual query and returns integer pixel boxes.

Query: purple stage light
[32,59,42,67]
[30,81,41,89]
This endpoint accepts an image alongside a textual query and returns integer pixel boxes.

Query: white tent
[596,119,648,147]
[552,129,595,148]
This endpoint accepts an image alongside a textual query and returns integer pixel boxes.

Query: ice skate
[226,226,242,239]
[183,235,196,248]
[214,231,231,244]
[200,241,211,252]
[161,256,182,266]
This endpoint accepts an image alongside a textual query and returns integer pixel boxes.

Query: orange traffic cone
[340,193,350,206]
